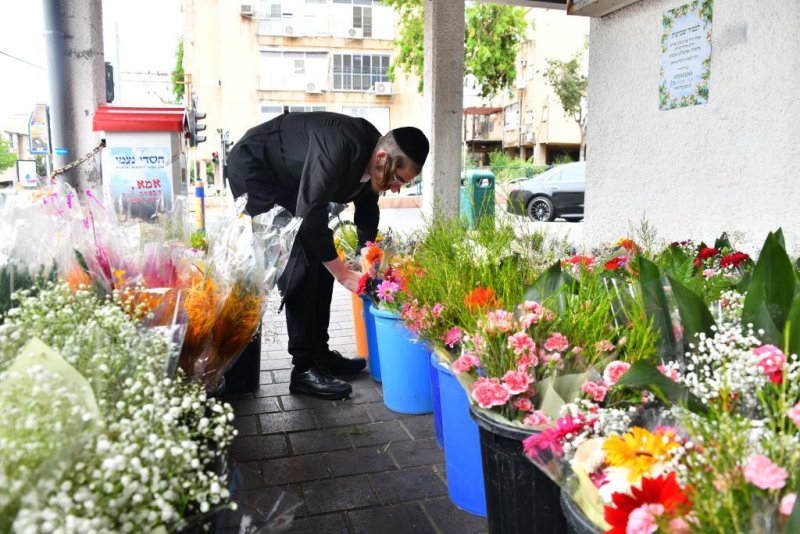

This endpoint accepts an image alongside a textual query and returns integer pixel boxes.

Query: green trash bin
[460,170,495,228]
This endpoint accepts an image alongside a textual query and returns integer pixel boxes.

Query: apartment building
[181,0,424,169]
[465,8,589,165]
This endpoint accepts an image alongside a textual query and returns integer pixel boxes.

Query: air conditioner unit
[283,24,297,37]
[305,81,324,94]
[374,82,392,96]
[240,4,255,17]
[346,27,364,39]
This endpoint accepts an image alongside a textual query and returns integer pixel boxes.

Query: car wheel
[527,196,555,222]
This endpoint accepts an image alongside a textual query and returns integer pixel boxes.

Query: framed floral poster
[659,0,713,110]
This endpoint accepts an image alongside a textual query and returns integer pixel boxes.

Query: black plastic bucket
[223,326,262,395]
[470,406,567,534]
[561,491,603,534]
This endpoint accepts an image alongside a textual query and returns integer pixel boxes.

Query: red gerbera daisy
[356,273,371,295]
[604,256,628,271]
[604,472,691,534]
[693,247,720,268]
[463,287,498,311]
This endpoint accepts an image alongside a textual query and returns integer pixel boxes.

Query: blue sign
[54,147,68,156]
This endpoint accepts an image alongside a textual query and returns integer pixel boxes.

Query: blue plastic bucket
[370,307,432,414]
[429,352,445,449]
[433,355,487,517]
[360,295,381,382]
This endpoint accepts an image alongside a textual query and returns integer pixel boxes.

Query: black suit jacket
[228,112,381,262]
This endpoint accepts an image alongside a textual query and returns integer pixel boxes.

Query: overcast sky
[0,0,181,123]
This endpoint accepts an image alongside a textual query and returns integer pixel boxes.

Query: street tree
[384,0,528,98]
[0,138,17,173]
[544,51,588,160]
[171,38,184,104]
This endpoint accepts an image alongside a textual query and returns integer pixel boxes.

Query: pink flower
[431,303,444,318]
[544,332,569,352]
[668,518,691,534]
[452,353,480,374]
[507,332,535,356]
[485,309,516,333]
[754,345,787,384]
[788,403,800,426]
[376,280,400,302]
[594,339,615,352]
[523,410,551,427]
[604,361,631,386]
[502,370,532,395]
[702,268,716,278]
[581,381,608,402]
[444,327,463,348]
[471,377,511,409]
[523,413,594,457]
[517,353,539,368]
[657,364,679,382]
[513,398,534,412]
[626,503,664,534]
[743,454,788,490]
[780,493,797,516]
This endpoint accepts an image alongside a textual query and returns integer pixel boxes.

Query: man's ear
[375,149,389,164]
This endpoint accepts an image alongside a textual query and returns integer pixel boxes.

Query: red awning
[463,106,502,116]
[92,105,186,132]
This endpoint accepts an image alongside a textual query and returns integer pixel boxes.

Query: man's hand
[323,258,362,293]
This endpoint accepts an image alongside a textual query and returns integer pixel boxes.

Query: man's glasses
[390,174,405,186]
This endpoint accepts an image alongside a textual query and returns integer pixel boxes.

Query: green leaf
[785,296,800,357]
[713,232,732,250]
[616,361,708,414]
[742,230,796,344]
[638,257,679,360]
[667,274,716,348]
[523,260,574,311]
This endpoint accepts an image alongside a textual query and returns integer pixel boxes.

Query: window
[560,164,584,182]
[333,53,390,92]
[352,5,372,37]
[260,104,327,122]
[259,50,328,91]
[504,102,520,131]
[341,106,390,133]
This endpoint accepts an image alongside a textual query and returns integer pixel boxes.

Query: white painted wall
[583,0,800,253]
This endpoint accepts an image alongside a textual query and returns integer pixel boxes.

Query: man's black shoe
[289,366,352,400]
[317,350,367,375]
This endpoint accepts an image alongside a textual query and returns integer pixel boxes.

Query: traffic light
[187,97,207,147]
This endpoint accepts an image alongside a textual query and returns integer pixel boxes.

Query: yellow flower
[602,427,678,482]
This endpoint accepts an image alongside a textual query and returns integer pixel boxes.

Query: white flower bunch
[0,284,237,531]
[678,322,778,413]
[558,400,636,464]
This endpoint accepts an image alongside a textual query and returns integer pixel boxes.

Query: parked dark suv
[506,162,585,222]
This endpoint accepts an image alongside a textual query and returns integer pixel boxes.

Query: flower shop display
[522,230,800,534]
[429,352,445,449]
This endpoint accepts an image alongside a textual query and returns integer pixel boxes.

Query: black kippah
[392,127,430,168]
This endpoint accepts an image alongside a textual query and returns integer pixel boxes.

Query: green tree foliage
[544,52,588,159]
[171,38,184,104]
[0,138,17,173]
[384,1,528,98]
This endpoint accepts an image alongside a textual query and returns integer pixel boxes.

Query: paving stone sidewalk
[224,285,489,534]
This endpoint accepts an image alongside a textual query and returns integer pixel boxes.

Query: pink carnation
[431,303,444,318]
[471,377,511,409]
[780,493,797,516]
[452,353,480,374]
[507,331,535,356]
[502,370,532,395]
[513,398,534,412]
[523,410,551,427]
[485,309,516,333]
[581,381,608,402]
[444,327,463,348]
[743,454,788,490]
[788,403,800,426]
[544,332,569,352]
[626,503,664,534]
[594,339,615,352]
[603,361,631,386]
[657,364,679,382]
[754,344,787,384]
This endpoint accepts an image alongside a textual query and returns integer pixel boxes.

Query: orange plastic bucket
[351,292,368,358]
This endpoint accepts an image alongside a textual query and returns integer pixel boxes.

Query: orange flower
[463,287,498,311]
[179,270,221,378]
[364,245,384,266]
[64,264,92,291]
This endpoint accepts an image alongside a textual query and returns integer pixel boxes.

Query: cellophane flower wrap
[200,198,300,391]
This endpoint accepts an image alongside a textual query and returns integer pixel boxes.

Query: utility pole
[42,0,106,194]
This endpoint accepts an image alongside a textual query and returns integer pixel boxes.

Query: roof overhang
[92,105,186,132]
[464,107,503,116]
